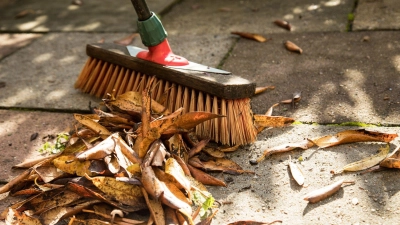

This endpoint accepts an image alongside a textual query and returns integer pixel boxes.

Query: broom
[75,0,257,146]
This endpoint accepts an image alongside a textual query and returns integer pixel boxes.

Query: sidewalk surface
[1,0,400,224]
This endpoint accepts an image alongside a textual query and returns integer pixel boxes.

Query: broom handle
[131,0,152,21]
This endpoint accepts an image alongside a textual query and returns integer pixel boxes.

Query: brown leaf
[201,157,254,175]
[187,164,226,187]
[140,165,164,199]
[6,208,41,225]
[219,7,232,12]
[313,129,398,148]
[274,19,291,31]
[284,40,302,54]
[141,187,165,225]
[0,168,32,194]
[288,156,304,186]
[256,139,314,163]
[231,31,267,42]
[304,179,354,203]
[227,220,283,225]
[202,146,226,158]
[74,114,111,139]
[163,111,223,134]
[85,175,144,206]
[172,154,191,176]
[135,108,184,158]
[255,86,275,95]
[380,146,400,169]
[15,9,34,19]
[253,114,294,128]
[188,137,210,158]
[53,155,93,176]
[165,206,180,225]
[114,33,139,46]
[35,165,66,183]
[165,158,192,193]
[75,133,116,161]
[40,199,100,225]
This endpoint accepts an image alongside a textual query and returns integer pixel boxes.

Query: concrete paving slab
[0,32,122,111]
[0,32,234,111]
[0,110,75,213]
[161,0,354,35]
[0,0,175,32]
[222,31,400,125]
[353,0,400,31]
[208,124,400,224]
[0,33,42,60]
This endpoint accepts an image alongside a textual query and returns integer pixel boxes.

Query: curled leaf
[284,41,302,54]
[337,144,390,173]
[188,165,226,187]
[253,114,294,128]
[288,156,304,186]
[274,20,291,31]
[313,129,398,148]
[231,31,267,42]
[255,86,275,95]
[255,139,314,163]
[114,33,139,46]
[304,179,354,203]
[380,146,400,169]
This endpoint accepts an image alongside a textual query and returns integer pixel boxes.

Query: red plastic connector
[137,39,189,66]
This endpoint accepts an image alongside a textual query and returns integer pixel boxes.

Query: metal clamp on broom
[75,0,257,146]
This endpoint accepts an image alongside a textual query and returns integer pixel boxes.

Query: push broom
[75,0,257,146]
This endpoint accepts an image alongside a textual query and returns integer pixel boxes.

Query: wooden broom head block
[85,43,256,100]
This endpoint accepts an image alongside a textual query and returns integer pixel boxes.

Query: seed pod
[274,20,291,31]
[285,41,303,54]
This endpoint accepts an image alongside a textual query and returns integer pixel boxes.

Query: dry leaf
[75,133,116,161]
[74,114,111,139]
[6,208,41,225]
[284,41,302,54]
[274,20,291,31]
[253,114,294,128]
[201,157,254,175]
[313,129,398,148]
[231,31,267,42]
[114,33,139,46]
[15,9,34,19]
[202,146,225,158]
[255,86,275,95]
[188,138,210,158]
[380,146,400,169]
[188,165,226,187]
[40,200,100,225]
[336,144,390,174]
[85,175,144,207]
[141,187,165,225]
[288,156,304,186]
[228,220,282,225]
[0,168,32,194]
[255,139,314,163]
[219,7,232,12]
[304,179,354,203]
[165,158,192,193]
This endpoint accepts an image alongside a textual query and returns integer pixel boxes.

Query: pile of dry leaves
[0,89,275,225]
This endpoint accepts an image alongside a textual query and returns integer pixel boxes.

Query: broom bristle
[75,58,257,146]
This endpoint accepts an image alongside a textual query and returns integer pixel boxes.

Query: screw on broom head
[75,43,257,146]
